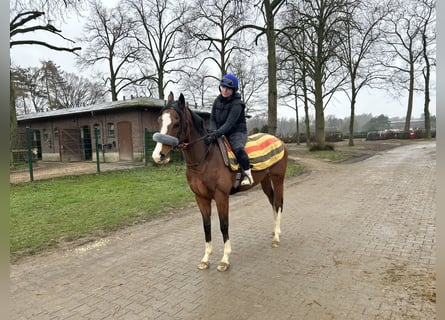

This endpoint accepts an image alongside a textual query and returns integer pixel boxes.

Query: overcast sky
[10,4,436,121]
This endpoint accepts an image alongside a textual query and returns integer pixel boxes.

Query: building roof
[17,97,166,121]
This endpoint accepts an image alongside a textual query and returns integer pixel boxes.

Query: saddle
[217,133,285,172]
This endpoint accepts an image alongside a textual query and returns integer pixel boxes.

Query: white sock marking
[201,242,212,264]
[273,209,281,243]
[221,240,231,265]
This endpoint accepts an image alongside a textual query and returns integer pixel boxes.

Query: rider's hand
[204,133,217,145]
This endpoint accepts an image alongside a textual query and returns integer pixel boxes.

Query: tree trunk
[158,68,164,100]
[422,35,431,139]
[265,0,277,136]
[303,83,311,147]
[295,93,300,145]
[314,69,325,149]
[349,85,357,147]
[403,62,415,133]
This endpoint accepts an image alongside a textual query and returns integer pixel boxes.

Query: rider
[203,73,253,187]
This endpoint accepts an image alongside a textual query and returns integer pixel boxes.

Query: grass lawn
[10,160,305,262]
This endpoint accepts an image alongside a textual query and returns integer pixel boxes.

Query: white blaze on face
[152,112,172,163]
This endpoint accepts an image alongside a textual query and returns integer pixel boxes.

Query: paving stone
[10,141,436,319]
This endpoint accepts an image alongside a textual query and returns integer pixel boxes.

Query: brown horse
[152,92,288,271]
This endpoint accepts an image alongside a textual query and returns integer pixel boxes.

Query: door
[60,128,82,161]
[81,126,92,160]
[117,121,133,160]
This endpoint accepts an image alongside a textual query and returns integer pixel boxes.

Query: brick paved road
[10,141,436,320]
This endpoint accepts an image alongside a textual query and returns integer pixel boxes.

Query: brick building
[16,97,210,162]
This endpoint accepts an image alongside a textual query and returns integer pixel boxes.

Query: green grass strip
[10,161,304,262]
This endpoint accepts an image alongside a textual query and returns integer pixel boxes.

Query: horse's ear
[179,93,185,108]
[167,92,174,104]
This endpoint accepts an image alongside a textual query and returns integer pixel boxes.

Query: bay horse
[152,92,288,272]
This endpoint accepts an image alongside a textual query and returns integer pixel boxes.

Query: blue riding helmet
[220,74,239,91]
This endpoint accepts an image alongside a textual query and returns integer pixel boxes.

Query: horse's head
[152,92,188,164]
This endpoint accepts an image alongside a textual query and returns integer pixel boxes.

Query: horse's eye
[173,124,180,129]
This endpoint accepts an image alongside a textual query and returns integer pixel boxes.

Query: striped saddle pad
[219,133,285,171]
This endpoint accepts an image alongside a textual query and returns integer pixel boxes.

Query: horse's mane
[187,108,207,136]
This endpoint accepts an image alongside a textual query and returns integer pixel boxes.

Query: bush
[309,143,335,151]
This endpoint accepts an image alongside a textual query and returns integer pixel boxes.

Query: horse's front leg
[272,208,282,248]
[196,195,212,270]
[215,192,231,272]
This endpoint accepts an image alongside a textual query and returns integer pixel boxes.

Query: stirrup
[240,175,253,186]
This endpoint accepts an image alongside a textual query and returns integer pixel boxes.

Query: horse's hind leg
[261,175,283,248]
[196,196,212,270]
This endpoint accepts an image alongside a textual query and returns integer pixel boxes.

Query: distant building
[16,97,210,162]
[389,118,435,131]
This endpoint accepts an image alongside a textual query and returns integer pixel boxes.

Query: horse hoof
[217,262,230,272]
[272,240,280,248]
[198,261,210,270]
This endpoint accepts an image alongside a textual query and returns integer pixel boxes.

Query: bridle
[160,102,212,167]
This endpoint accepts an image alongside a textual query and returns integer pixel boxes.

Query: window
[107,123,115,137]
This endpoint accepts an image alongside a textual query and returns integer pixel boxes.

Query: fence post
[95,127,100,174]
[144,128,150,166]
[26,127,34,182]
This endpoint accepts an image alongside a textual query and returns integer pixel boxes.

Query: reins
[181,142,213,168]
[176,135,207,149]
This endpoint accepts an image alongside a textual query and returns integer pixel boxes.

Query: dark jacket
[210,92,247,137]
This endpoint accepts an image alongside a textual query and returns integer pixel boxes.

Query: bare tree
[277,58,304,144]
[380,0,432,134]
[10,0,83,53]
[58,73,106,108]
[277,8,314,147]
[257,0,286,136]
[78,0,145,101]
[39,60,66,110]
[231,53,268,117]
[11,66,47,114]
[185,0,251,77]
[418,0,436,139]
[240,0,287,136]
[185,0,285,135]
[279,0,350,149]
[10,0,85,164]
[338,0,388,146]
[179,66,214,110]
[11,61,105,113]
[125,0,190,99]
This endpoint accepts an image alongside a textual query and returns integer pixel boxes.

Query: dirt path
[10,140,436,319]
